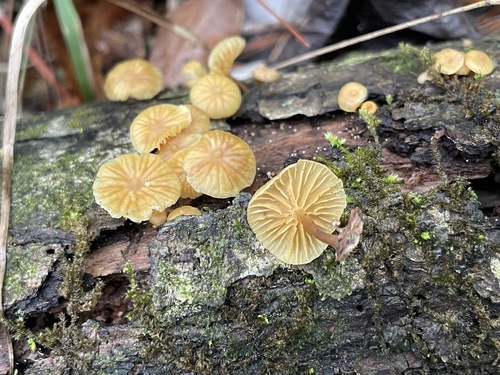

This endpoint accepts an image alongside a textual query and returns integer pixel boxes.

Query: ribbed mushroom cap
[360,100,378,114]
[433,48,464,75]
[167,206,202,221]
[157,133,202,162]
[93,153,181,223]
[208,36,246,75]
[168,148,203,199]
[464,50,495,76]
[104,58,163,101]
[184,130,256,198]
[247,159,347,265]
[338,82,368,113]
[130,104,192,154]
[189,73,242,119]
[183,105,211,135]
[181,60,208,88]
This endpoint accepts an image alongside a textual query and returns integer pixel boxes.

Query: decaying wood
[2,35,500,374]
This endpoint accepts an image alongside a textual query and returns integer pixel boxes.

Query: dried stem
[270,1,499,70]
[1,0,47,373]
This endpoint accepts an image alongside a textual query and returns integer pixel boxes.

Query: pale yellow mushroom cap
[93,153,181,223]
[157,133,202,162]
[338,82,368,113]
[184,130,256,199]
[130,104,192,154]
[167,206,202,221]
[432,48,464,75]
[149,209,168,227]
[189,74,242,119]
[104,58,163,101]
[247,159,346,265]
[208,36,246,75]
[464,50,495,77]
[168,148,203,199]
[183,105,211,135]
[181,60,208,88]
[252,64,281,83]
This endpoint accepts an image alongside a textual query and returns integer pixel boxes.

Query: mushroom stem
[297,212,339,249]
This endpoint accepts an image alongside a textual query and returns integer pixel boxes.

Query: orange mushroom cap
[189,73,242,119]
[184,130,256,199]
[208,36,246,75]
[104,58,163,101]
[130,104,192,154]
[247,159,347,265]
[93,153,181,223]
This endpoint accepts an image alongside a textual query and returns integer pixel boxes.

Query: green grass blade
[52,0,96,101]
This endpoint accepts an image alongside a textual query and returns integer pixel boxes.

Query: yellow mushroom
[360,100,378,114]
[464,50,495,77]
[167,206,202,221]
[252,64,281,83]
[189,73,242,119]
[247,159,348,265]
[130,104,192,154]
[104,58,163,101]
[338,82,368,113]
[208,36,246,76]
[432,48,464,75]
[181,60,208,88]
[168,148,203,199]
[93,153,181,223]
[157,133,202,162]
[183,130,256,199]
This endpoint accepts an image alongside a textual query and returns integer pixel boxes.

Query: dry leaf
[150,0,244,88]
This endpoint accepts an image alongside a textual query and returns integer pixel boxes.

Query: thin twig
[270,0,499,70]
[256,0,310,48]
[1,0,47,373]
[105,0,208,52]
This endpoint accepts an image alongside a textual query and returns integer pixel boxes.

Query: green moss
[383,42,433,74]
[16,123,50,140]
[11,150,95,229]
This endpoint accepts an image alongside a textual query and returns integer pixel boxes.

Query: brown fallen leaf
[150,0,244,88]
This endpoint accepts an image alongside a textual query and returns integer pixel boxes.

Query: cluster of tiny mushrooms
[93,36,372,265]
[94,37,496,265]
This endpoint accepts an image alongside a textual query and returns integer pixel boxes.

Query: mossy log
[1,36,500,374]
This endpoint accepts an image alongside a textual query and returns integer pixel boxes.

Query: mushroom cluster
[184,36,246,119]
[247,159,363,265]
[93,102,256,225]
[337,81,377,114]
[419,48,495,83]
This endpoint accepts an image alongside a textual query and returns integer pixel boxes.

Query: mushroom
[338,82,368,113]
[189,73,242,119]
[207,36,246,76]
[464,50,495,77]
[157,133,202,162]
[104,58,163,101]
[182,105,211,135]
[168,148,203,199]
[247,159,350,265]
[93,153,181,223]
[252,64,281,83]
[183,130,256,199]
[149,209,168,227]
[359,100,378,114]
[130,104,192,154]
[432,48,464,75]
[167,206,202,221]
[181,60,208,88]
